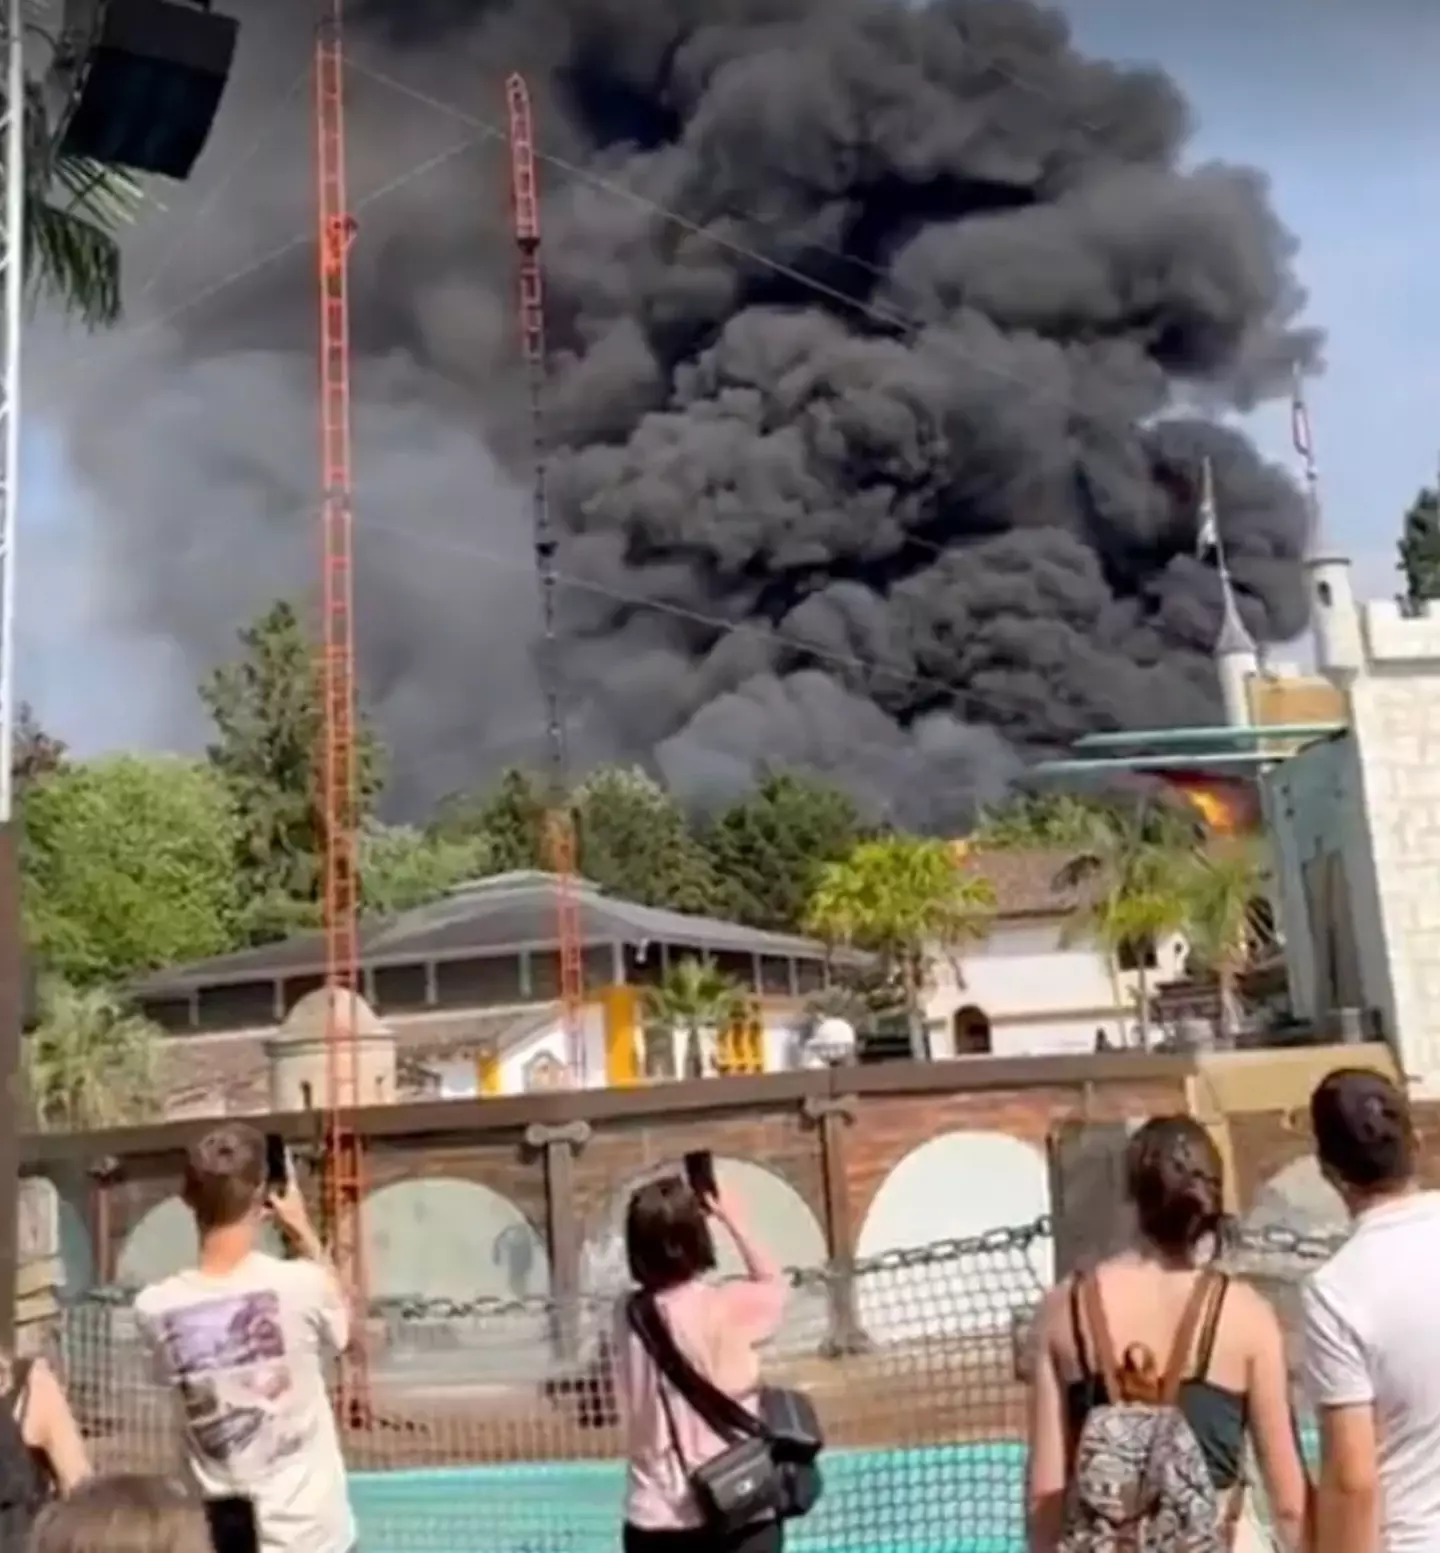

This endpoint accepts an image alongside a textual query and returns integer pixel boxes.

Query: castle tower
[1307,552,1364,686]
[1215,554,1258,729]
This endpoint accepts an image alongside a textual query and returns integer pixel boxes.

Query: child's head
[29,1475,213,1553]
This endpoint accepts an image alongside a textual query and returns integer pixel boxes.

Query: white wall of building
[922,918,1188,1056]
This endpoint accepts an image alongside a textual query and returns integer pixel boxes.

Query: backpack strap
[625,1294,765,1444]
[1192,1275,1230,1382]
[1076,1274,1123,1402]
[1160,1271,1222,1404]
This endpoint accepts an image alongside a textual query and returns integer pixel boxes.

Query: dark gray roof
[130,871,835,997]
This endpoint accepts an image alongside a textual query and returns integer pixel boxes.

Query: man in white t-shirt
[1302,1067,1440,1553]
[135,1124,355,1553]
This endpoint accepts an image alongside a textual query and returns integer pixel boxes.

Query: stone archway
[364,1177,551,1385]
[581,1157,829,1350]
[116,1196,285,1288]
[855,1129,1052,1343]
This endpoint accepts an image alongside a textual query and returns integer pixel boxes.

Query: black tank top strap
[1069,1277,1092,1378]
[1193,1273,1230,1380]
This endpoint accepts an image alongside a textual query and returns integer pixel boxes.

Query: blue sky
[21,4,1440,745]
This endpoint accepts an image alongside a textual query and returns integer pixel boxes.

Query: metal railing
[48,1219,1341,1553]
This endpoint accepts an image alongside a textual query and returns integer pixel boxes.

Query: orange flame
[1163,773,1258,835]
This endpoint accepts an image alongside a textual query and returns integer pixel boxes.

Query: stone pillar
[526,1119,591,1362]
[801,1094,866,1356]
[14,1179,61,1358]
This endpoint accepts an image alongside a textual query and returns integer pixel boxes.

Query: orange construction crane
[506,73,585,1083]
[315,0,369,1418]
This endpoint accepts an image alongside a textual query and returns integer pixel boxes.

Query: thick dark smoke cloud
[39,0,1318,826]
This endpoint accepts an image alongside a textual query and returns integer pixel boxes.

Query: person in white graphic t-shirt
[1303,1067,1440,1553]
[134,1124,354,1553]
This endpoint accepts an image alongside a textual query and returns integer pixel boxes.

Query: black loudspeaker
[58,0,239,181]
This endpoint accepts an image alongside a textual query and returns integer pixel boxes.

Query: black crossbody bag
[626,1293,824,1534]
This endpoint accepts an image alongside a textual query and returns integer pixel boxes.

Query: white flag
[1195,457,1219,557]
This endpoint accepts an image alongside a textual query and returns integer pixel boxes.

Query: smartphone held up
[684,1149,717,1202]
[264,1133,289,1196]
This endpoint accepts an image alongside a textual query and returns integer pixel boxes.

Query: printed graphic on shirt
[155,1292,304,1467]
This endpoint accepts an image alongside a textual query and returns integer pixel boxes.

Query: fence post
[526,1119,591,1362]
[801,1094,867,1357]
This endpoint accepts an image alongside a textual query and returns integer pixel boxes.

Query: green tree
[358,821,493,916]
[1398,486,1440,612]
[23,980,162,1130]
[575,766,722,912]
[12,702,66,791]
[21,754,240,984]
[973,792,1114,850]
[641,955,750,1080]
[701,772,862,931]
[804,836,996,1061]
[1056,815,1194,1049]
[431,767,549,871]
[201,599,385,943]
[1179,837,1270,1040]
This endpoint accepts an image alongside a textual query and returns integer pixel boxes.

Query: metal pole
[0,0,21,821]
[0,0,23,1351]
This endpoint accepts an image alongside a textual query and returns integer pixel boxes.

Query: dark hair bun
[1124,1116,1225,1257]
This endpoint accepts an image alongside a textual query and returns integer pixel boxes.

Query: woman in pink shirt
[615,1173,788,1553]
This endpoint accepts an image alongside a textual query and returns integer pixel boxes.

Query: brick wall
[24,1055,1195,1280]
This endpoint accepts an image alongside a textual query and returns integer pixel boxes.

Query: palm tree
[21,73,145,324]
[1179,838,1271,1042]
[1056,809,1195,1049]
[804,835,996,1061]
[23,980,162,1130]
[641,957,751,1080]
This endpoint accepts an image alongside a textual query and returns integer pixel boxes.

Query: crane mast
[506,73,585,1083]
[315,0,369,1416]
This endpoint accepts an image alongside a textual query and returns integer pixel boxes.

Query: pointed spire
[1197,456,1257,659]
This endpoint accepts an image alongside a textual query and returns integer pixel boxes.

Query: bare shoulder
[1218,1274,1284,1338]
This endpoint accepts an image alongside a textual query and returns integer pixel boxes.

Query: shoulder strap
[1193,1275,1230,1381]
[1069,1279,1091,1378]
[1077,1274,1122,1401]
[626,1295,764,1443]
[1160,1271,1221,1404]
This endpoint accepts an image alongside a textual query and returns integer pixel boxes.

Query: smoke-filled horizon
[37,0,1319,830]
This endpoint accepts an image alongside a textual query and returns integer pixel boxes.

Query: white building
[920,848,1187,1058]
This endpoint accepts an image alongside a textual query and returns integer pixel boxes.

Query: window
[1116,937,1158,971]
[953,1005,992,1055]
[523,1053,567,1091]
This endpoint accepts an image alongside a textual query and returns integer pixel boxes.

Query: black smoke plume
[40,0,1318,828]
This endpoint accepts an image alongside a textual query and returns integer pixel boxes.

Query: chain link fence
[48,1219,1342,1553]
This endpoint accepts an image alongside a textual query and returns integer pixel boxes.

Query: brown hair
[30,1476,212,1553]
[182,1123,265,1233]
[1311,1067,1415,1192]
[625,1174,716,1292]
[1125,1115,1225,1257]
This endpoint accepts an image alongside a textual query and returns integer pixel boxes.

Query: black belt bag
[626,1293,824,1533]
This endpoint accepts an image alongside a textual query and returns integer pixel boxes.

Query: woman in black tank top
[1023,1117,1308,1553]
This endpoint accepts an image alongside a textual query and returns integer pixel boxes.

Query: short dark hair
[1311,1067,1414,1191]
[183,1124,264,1233]
[1125,1115,1225,1257]
[625,1175,715,1292]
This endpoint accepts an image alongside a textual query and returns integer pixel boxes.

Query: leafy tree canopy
[12,702,67,791]
[23,980,163,1131]
[201,599,384,943]
[701,772,863,931]
[358,821,493,917]
[21,754,241,985]
[575,766,723,914]
[1399,486,1440,611]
